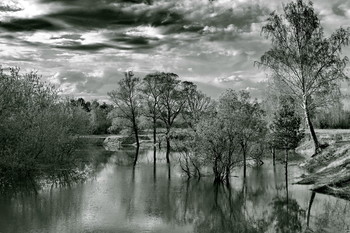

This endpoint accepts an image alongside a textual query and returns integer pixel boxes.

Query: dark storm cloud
[0,18,61,31]
[111,36,161,49]
[0,34,15,39]
[112,36,153,45]
[54,39,158,51]
[47,7,185,30]
[0,4,22,12]
[0,5,186,34]
[39,0,152,5]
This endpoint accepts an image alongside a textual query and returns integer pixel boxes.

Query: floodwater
[0,146,350,233]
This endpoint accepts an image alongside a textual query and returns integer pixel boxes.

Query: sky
[0,0,349,101]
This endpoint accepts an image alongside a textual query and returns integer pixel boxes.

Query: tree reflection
[135,174,269,233]
[311,195,350,232]
[0,145,113,197]
[269,196,306,233]
[193,183,269,233]
[269,161,306,233]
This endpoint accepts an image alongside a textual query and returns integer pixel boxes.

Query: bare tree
[181,81,214,132]
[141,72,163,165]
[257,0,350,154]
[108,71,141,166]
[157,73,187,164]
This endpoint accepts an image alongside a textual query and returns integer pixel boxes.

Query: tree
[141,72,163,165]
[89,100,113,134]
[108,71,142,166]
[196,117,237,183]
[219,90,266,178]
[270,97,304,165]
[173,129,202,178]
[181,81,214,132]
[174,82,214,179]
[156,73,187,164]
[270,97,304,201]
[0,67,89,187]
[257,0,350,154]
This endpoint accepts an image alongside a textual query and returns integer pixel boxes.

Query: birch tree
[257,0,350,154]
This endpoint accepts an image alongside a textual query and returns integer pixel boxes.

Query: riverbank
[296,129,350,200]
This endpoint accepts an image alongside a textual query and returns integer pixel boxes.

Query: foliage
[69,98,114,134]
[156,72,187,164]
[196,116,239,182]
[270,196,306,233]
[172,129,202,178]
[314,102,350,129]
[219,90,267,177]
[181,81,215,132]
[257,0,350,153]
[89,100,113,134]
[0,67,89,182]
[270,97,304,150]
[141,72,163,122]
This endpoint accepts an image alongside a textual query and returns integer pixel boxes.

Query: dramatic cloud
[0,0,349,100]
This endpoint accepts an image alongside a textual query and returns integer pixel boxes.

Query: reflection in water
[307,191,316,228]
[270,196,305,233]
[0,147,349,233]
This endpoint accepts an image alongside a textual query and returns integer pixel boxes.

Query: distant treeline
[69,98,114,134]
[314,105,350,129]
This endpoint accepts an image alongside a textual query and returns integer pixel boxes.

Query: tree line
[107,71,306,183]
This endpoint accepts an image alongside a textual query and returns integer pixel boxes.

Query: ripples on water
[0,146,349,233]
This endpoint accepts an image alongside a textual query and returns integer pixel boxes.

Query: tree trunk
[285,149,289,200]
[213,158,220,183]
[153,163,156,184]
[166,136,171,164]
[304,100,320,155]
[167,163,171,180]
[133,124,140,167]
[307,192,316,227]
[225,153,231,184]
[133,143,140,167]
[272,147,276,166]
[243,149,247,178]
[153,117,157,165]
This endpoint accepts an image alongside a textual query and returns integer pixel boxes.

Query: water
[0,146,350,233]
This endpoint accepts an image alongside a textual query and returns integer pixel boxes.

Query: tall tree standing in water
[157,73,186,164]
[270,97,304,202]
[257,0,350,155]
[108,71,141,166]
[141,72,163,165]
[219,90,266,178]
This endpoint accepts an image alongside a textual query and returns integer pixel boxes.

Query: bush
[0,67,89,183]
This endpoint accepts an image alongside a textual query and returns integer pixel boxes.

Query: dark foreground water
[0,147,350,233]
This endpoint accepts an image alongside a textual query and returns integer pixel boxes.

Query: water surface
[0,147,349,233]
